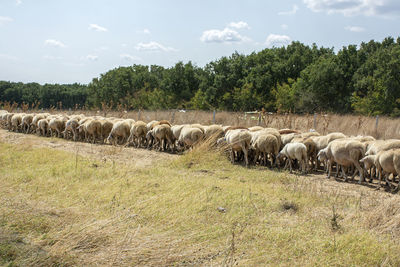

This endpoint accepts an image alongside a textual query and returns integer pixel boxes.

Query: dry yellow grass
[1,140,400,266]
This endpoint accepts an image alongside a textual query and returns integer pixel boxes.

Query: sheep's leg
[230,149,235,164]
[327,160,332,179]
[289,159,293,173]
[342,167,348,182]
[378,168,383,187]
[243,148,249,168]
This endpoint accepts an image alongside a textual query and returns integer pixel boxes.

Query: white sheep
[278,142,308,174]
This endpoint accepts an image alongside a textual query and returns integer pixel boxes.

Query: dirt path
[0,129,398,201]
[0,129,177,168]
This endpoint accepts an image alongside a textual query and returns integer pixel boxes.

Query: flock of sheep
[2,110,400,190]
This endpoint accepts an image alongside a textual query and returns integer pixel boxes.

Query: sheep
[31,114,48,133]
[148,124,175,151]
[48,117,67,138]
[318,140,365,183]
[100,119,113,144]
[204,124,224,140]
[10,113,25,132]
[279,129,301,135]
[300,131,320,138]
[248,126,264,132]
[178,126,204,150]
[62,118,80,141]
[371,149,400,187]
[0,112,9,128]
[291,136,318,171]
[20,114,34,133]
[5,113,15,130]
[366,139,400,156]
[251,133,279,167]
[127,120,148,147]
[37,118,49,136]
[78,119,102,143]
[107,121,131,145]
[281,133,297,146]
[311,132,347,151]
[278,142,308,174]
[352,135,376,143]
[225,129,252,167]
[359,155,377,182]
[190,123,205,133]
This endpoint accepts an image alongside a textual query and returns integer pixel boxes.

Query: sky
[0,0,399,84]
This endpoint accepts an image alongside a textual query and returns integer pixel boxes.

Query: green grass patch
[0,142,399,266]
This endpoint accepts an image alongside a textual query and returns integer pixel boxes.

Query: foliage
[1,37,400,115]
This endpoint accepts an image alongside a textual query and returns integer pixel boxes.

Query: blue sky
[0,0,399,84]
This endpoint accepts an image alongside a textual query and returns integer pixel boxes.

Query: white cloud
[345,25,365,32]
[135,41,177,52]
[16,0,22,5]
[200,27,249,43]
[0,16,13,25]
[228,21,250,29]
[281,24,289,30]
[265,34,291,47]
[86,54,98,61]
[44,39,66,48]
[121,43,128,47]
[303,0,400,17]
[278,4,299,15]
[88,23,108,32]
[120,54,142,61]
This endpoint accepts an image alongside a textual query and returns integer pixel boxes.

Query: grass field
[1,139,400,266]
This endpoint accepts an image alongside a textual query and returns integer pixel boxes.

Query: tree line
[1,36,400,116]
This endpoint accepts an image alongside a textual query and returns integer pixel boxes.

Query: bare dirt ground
[0,129,177,168]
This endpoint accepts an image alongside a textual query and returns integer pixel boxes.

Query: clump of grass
[281,200,299,213]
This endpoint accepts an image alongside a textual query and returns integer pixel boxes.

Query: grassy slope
[1,142,400,266]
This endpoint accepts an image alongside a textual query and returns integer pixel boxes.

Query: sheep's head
[360,155,375,170]
[317,149,327,161]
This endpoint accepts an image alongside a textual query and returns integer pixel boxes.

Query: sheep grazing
[127,120,148,147]
[21,114,34,134]
[251,133,279,167]
[366,139,400,156]
[300,131,320,138]
[10,113,24,132]
[78,119,102,143]
[99,119,113,144]
[203,124,224,141]
[148,124,175,151]
[48,117,67,138]
[372,149,400,187]
[37,118,49,136]
[178,126,204,150]
[279,129,301,135]
[318,140,365,183]
[31,114,48,133]
[248,126,264,132]
[225,129,252,167]
[278,142,308,174]
[63,118,80,141]
[107,121,131,145]
[359,155,377,182]
[190,123,205,133]
[291,136,318,170]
